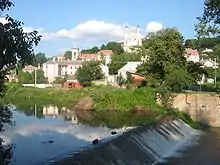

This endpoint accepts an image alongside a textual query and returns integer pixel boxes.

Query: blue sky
[2,0,205,57]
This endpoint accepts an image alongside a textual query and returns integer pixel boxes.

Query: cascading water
[52,119,202,165]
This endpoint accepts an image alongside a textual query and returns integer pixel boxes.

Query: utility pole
[215,57,217,88]
[34,67,37,88]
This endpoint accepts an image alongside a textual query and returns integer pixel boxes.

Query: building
[118,62,142,79]
[200,59,219,68]
[42,49,113,83]
[185,48,200,63]
[23,65,38,73]
[122,25,142,52]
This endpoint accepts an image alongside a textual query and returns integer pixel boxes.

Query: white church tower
[71,48,80,60]
[123,25,142,52]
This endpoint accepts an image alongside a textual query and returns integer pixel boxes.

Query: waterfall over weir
[52,119,202,165]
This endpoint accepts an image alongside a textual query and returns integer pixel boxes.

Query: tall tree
[196,0,220,37]
[0,0,41,97]
[105,41,124,54]
[34,53,48,66]
[100,44,106,50]
[136,28,191,91]
[64,50,72,60]
[76,60,104,87]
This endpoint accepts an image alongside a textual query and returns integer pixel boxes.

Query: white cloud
[146,21,163,33]
[42,20,125,43]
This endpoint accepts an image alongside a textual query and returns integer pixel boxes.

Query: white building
[200,59,219,68]
[118,62,142,79]
[43,48,113,83]
[122,25,142,52]
[184,48,200,63]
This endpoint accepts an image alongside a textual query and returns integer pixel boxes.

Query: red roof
[98,50,113,55]
[23,65,37,71]
[185,48,199,56]
[79,54,98,59]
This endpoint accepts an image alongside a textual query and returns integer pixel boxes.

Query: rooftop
[44,60,83,65]
[185,48,199,56]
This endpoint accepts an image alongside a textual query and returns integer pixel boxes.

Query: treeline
[81,41,124,54]
[185,36,220,50]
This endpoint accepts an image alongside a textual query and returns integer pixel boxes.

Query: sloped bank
[50,119,201,165]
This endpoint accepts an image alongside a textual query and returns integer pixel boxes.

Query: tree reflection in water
[0,105,13,165]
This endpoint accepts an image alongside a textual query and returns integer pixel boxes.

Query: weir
[51,119,201,165]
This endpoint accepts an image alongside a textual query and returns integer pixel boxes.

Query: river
[0,104,220,165]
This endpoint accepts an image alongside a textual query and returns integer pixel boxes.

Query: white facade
[118,62,142,79]
[72,48,80,60]
[186,55,200,63]
[43,60,83,83]
[200,59,218,68]
[123,25,142,52]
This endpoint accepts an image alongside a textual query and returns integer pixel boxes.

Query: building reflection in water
[42,105,78,124]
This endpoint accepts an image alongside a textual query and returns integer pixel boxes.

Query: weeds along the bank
[3,84,199,128]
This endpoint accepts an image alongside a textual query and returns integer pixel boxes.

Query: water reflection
[0,104,128,165]
[0,105,14,165]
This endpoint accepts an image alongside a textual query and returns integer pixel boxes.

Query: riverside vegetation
[1,83,199,129]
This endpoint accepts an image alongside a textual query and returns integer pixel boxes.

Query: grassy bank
[1,84,200,128]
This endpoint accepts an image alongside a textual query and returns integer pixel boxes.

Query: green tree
[17,69,47,84]
[0,0,41,97]
[100,44,106,50]
[196,0,220,36]
[105,41,124,54]
[53,77,66,84]
[109,52,141,74]
[34,53,48,66]
[187,62,207,83]
[185,39,197,49]
[76,60,104,87]
[136,28,192,91]
[64,50,72,60]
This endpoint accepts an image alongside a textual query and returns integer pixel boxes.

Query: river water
[0,104,220,165]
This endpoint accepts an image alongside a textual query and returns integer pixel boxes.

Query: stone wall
[173,93,220,127]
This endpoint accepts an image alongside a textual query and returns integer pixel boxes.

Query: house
[23,65,38,73]
[42,48,113,84]
[122,25,142,52]
[200,59,218,68]
[185,48,200,63]
[118,62,142,79]
[43,60,83,83]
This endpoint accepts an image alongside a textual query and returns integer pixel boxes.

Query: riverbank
[1,84,200,128]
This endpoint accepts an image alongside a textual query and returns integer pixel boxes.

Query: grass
[1,83,200,128]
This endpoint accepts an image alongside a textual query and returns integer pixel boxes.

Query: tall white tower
[71,48,80,60]
[123,25,142,52]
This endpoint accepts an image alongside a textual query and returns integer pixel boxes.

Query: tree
[34,53,48,66]
[185,39,197,49]
[64,50,72,60]
[53,77,66,84]
[187,62,207,82]
[76,60,104,87]
[136,28,192,91]
[17,69,47,84]
[100,44,106,50]
[105,41,124,54]
[196,0,220,37]
[109,52,141,74]
[0,0,41,97]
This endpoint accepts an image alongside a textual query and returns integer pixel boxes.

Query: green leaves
[76,60,104,87]
[0,1,41,97]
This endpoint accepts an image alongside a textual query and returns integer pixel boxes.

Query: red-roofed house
[23,65,38,73]
[185,48,200,63]
[79,54,99,61]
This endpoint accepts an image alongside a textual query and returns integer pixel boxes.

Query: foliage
[53,76,66,84]
[64,50,72,60]
[136,28,191,91]
[117,73,126,87]
[203,67,215,78]
[0,0,41,97]
[196,0,220,37]
[109,52,141,74]
[81,46,99,54]
[187,62,207,82]
[81,41,123,54]
[76,60,104,87]
[17,69,47,84]
[34,53,48,66]
[105,41,124,54]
